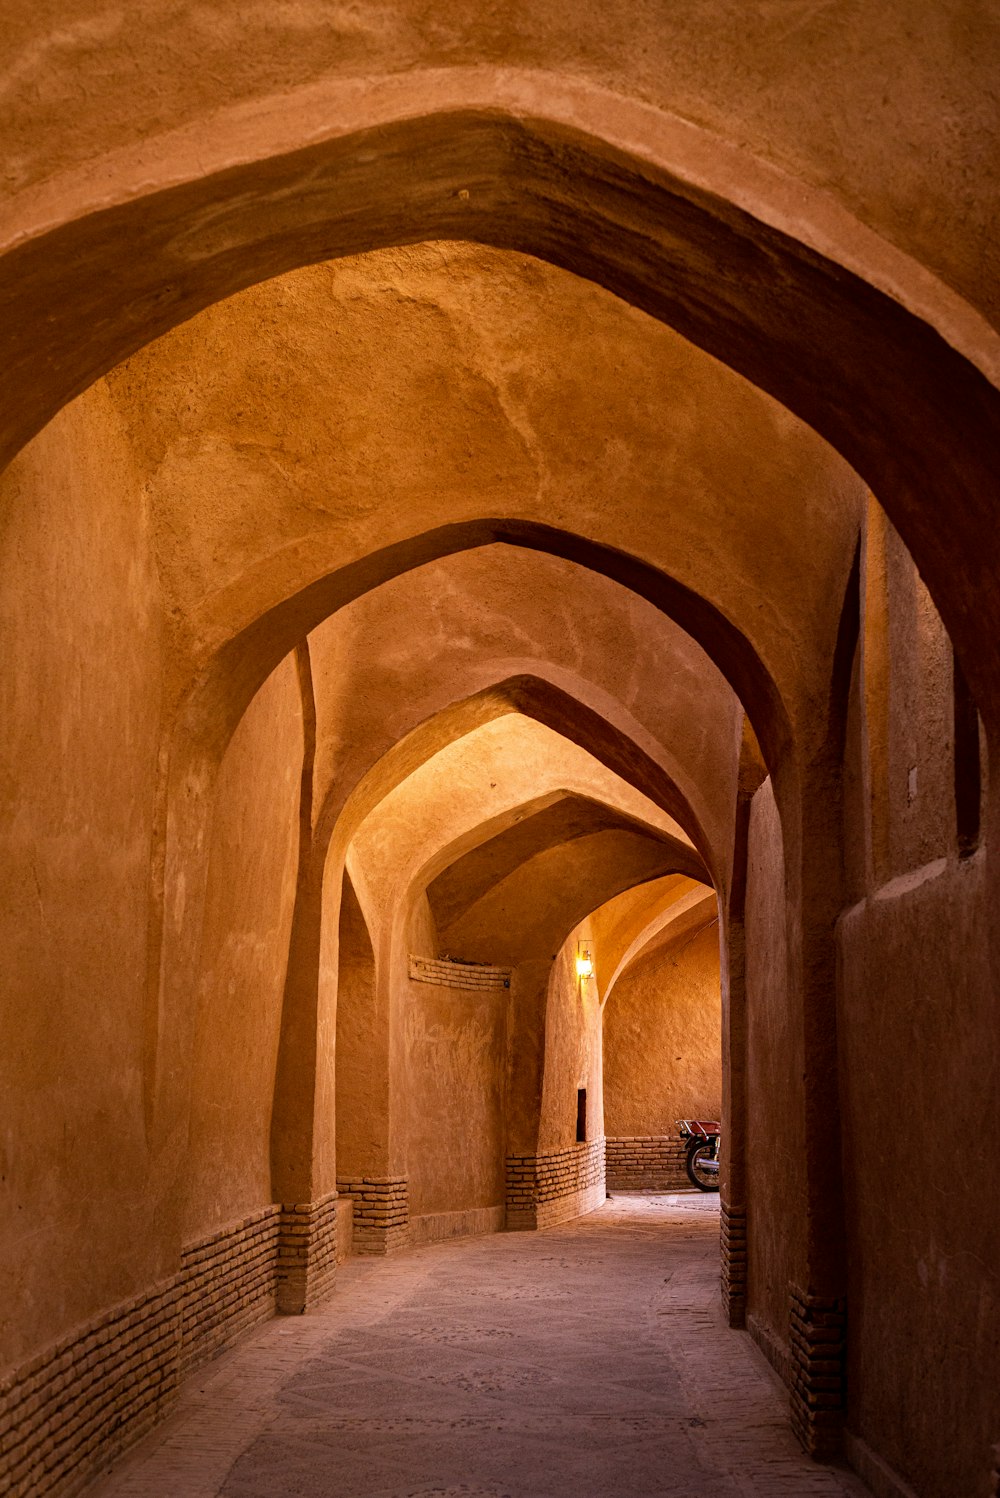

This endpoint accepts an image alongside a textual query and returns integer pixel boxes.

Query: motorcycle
[676,1119,721,1192]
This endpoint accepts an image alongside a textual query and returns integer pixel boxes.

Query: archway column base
[789,1284,847,1459]
[720,1199,747,1328]
[335,1177,410,1256]
[276,1191,342,1314]
[504,1140,606,1230]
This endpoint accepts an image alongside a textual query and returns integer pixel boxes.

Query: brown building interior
[1,6,998,1497]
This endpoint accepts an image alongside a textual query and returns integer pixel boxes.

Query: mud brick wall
[181,1205,282,1372]
[605,1135,687,1190]
[505,1139,606,1230]
[788,1284,846,1459]
[720,1200,748,1328]
[0,1203,287,1498]
[276,1190,342,1313]
[408,956,512,991]
[336,1176,410,1254]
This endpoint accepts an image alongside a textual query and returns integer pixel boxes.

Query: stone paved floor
[89,1193,870,1497]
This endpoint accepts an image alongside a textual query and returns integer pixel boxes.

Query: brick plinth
[605,1134,687,1190]
[720,1200,747,1328]
[409,955,511,991]
[0,1203,287,1498]
[505,1139,606,1229]
[276,1190,341,1314]
[788,1284,847,1458]
[335,1176,409,1254]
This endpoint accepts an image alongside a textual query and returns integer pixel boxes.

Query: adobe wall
[181,654,303,1239]
[335,869,388,1182]
[86,245,861,791]
[344,720,664,1243]
[838,854,997,1498]
[864,503,957,885]
[539,928,604,1156]
[0,388,321,1495]
[0,385,165,1362]
[604,923,722,1130]
[743,777,805,1381]
[508,929,606,1230]
[835,507,999,1498]
[403,894,508,1240]
[303,542,741,874]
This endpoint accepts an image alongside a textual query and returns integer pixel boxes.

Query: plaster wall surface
[439,828,693,971]
[335,870,385,1181]
[428,831,683,1169]
[835,511,998,1497]
[604,923,722,1138]
[0,385,165,1363]
[0,21,996,761]
[404,887,507,1223]
[590,875,703,996]
[743,777,804,1372]
[181,654,303,1240]
[865,506,957,884]
[404,976,508,1223]
[16,247,861,1218]
[838,853,999,1498]
[538,925,604,1157]
[0,25,995,1493]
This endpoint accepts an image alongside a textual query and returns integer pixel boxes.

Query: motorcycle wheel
[685,1142,720,1192]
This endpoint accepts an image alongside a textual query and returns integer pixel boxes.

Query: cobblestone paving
[89,1194,870,1497]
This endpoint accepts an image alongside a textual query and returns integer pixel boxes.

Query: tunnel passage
[1,21,998,1498]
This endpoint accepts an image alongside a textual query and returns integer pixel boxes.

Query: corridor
[90,1196,868,1498]
[4,14,999,1493]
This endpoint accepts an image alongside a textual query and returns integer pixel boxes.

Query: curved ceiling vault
[3,70,997,713]
[344,720,720,992]
[593,878,721,1011]
[304,544,743,886]
[347,714,708,962]
[426,795,705,969]
[84,243,867,798]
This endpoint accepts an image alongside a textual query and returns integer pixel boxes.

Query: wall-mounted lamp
[576,941,594,982]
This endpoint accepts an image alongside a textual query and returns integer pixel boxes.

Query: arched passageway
[1,18,998,1498]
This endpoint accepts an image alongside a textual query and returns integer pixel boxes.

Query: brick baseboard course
[720,1200,747,1328]
[788,1283,847,1458]
[276,1190,341,1313]
[409,955,512,991]
[505,1139,606,1229]
[0,1196,345,1498]
[605,1134,687,1191]
[336,1176,409,1254]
